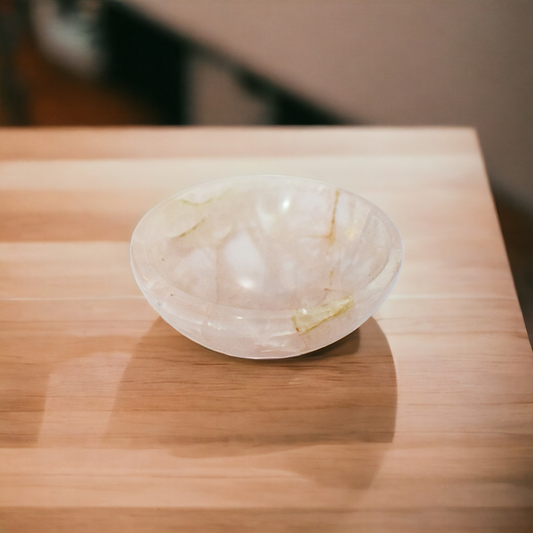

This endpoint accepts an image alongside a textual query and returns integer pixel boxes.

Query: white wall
[127,0,533,207]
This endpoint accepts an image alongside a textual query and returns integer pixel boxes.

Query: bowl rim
[130,174,404,318]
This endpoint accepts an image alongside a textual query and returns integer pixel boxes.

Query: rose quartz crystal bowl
[131,175,403,359]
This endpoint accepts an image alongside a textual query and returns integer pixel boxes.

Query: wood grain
[0,127,531,532]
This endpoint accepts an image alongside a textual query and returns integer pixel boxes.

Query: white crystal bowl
[131,175,403,359]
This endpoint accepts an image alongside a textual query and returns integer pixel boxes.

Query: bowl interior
[135,175,401,313]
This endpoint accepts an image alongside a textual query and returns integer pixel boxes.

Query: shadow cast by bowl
[106,316,396,487]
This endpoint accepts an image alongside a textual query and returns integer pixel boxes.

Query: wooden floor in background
[2,33,533,345]
[1,34,159,126]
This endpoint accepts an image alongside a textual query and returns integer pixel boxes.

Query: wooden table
[1,127,532,532]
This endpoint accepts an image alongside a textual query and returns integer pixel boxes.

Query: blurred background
[1,0,532,341]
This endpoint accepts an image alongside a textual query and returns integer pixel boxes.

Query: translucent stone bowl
[131,175,403,359]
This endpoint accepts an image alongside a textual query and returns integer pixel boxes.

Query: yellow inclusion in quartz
[292,296,353,334]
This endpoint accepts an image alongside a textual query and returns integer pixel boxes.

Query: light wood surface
[0,127,532,532]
